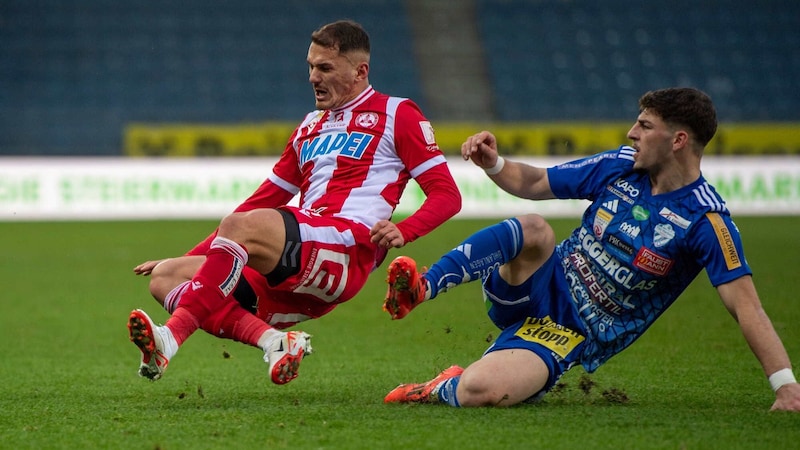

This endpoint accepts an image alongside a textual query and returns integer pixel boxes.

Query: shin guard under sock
[424,218,524,299]
[166,237,248,345]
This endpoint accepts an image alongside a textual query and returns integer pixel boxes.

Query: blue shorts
[481,252,587,397]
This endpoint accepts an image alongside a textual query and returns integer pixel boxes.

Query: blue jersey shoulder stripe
[693,182,727,212]
[618,145,636,161]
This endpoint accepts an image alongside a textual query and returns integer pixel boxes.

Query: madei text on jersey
[298,131,374,165]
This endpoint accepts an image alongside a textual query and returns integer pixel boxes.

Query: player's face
[626,109,676,172]
[307,43,367,110]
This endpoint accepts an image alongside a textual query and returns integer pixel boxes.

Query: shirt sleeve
[547,146,636,200]
[395,162,461,243]
[691,212,753,286]
[392,100,444,173]
[391,100,461,243]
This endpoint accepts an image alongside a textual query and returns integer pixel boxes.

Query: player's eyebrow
[637,118,654,128]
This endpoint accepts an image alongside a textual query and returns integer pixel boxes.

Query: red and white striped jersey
[262,86,448,229]
[186,86,460,255]
[270,86,445,227]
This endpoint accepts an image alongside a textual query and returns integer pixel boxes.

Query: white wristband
[768,368,796,392]
[484,156,505,175]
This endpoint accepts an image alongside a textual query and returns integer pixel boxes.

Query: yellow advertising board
[125,122,800,157]
[124,123,297,157]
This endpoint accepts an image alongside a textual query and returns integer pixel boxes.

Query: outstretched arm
[717,276,800,412]
[461,130,555,200]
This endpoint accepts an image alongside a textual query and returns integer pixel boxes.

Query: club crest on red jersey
[356,112,379,128]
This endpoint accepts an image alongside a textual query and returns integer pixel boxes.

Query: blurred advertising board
[1,157,798,220]
[125,122,800,157]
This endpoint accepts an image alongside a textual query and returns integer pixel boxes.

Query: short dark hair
[311,20,370,54]
[639,88,717,146]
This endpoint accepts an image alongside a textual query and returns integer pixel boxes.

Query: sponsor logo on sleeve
[705,213,742,270]
[419,121,436,145]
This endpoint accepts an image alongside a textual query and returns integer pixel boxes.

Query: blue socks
[424,218,524,299]
[436,376,461,407]
[416,218,526,408]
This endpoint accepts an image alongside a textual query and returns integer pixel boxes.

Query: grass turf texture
[1,217,798,449]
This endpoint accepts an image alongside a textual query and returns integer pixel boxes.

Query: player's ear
[673,130,690,150]
[356,61,369,81]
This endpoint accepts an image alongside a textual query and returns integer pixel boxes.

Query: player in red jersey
[127,20,462,385]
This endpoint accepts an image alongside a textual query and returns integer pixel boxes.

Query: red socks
[165,237,248,346]
[200,301,274,348]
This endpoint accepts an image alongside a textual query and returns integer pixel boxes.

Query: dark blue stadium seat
[1,0,798,155]
[476,0,800,122]
[0,0,422,155]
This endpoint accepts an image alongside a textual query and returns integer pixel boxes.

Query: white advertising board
[1,156,798,220]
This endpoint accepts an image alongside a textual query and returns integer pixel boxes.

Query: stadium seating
[0,0,421,155]
[475,0,800,122]
[1,0,798,155]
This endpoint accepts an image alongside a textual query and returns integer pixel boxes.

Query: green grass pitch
[1,217,798,449]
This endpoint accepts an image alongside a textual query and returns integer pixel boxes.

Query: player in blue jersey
[382,87,800,412]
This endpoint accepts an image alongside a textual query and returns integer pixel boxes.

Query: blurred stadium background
[2,0,799,157]
[2,4,799,447]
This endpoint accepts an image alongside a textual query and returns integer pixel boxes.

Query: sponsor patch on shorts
[514,315,584,358]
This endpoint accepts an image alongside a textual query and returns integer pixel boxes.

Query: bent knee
[148,267,177,305]
[456,373,503,407]
[147,277,170,305]
[457,371,527,407]
[516,214,555,249]
[218,209,284,243]
[501,215,555,283]
[147,257,200,304]
[456,350,549,407]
